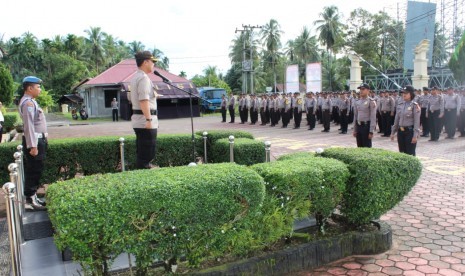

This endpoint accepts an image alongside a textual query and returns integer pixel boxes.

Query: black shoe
[420,134,429,137]
[25,197,47,211]
[339,131,347,134]
[229,122,234,123]
[293,127,300,129]
[33,194,46,206]
[428,139,438,142]
[445,136,455,139]
[459,134,465,137]
[308,128,314,130]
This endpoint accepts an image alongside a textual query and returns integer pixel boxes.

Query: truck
[197,87,227,112]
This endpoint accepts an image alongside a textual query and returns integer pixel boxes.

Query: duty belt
[35,133,48,139]
[133,110,157,115]
[358,121,370,125]
[399,126,414,131]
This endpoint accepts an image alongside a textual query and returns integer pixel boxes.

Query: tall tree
[260,19,283,93]
[0,62,15,106]
[84,26,106,72]
[314,6,344,90]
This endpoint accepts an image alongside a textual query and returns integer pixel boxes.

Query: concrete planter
[195,221,391,275]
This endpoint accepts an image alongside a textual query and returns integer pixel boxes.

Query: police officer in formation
[249,94,259,125]
[293,92,303,129]
[353,83,377,148]
[419,87,431,137]
[220,94,227,123]
[305,92,317,130]
[228,93,236,123]
[391,86,421,156]
[427,86,444,141]
[443,87,461,139]
[20,76,48,211]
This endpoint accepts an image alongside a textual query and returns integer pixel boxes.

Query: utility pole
[235,24,262,94]
[235,27,248,93]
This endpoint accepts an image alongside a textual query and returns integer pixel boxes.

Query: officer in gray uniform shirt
[305,92,317,130]
[419,87,431,137]
[391,86,421,156]
[443,87,461,139]
[20,76,47,211]
[130,51,159,169]
[427,86,444,141]
[321,93,332,132]
[228,94,236,123]
[220,94,227,122]
[353,83,377,147]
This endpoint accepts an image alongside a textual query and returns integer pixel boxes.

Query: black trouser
[240,107,248,123]
[444,108,457,138]
[221,107,227,122]
[376,111,382,132]
[340,109,348,132]
[0,125,3,143]
[420,108,429,135]
[317,106,322,123]
[260,108,266,124]
[348,108,354,124]
[356,122,372,148]
[265,107,270,124]
[428,110,440,140]
[250,108,258,124]
[332,107,339,124]
[381,111,391,136]
[281,108,290,127]
[322,109,330,131]
[22,136,47,198]
[112,109,118,121]
[293,109,302,128]
[228,105,235,122]
[307,108,316,129]
[458,109,465,136]
[133,128,157,169]
[397,127,416,156]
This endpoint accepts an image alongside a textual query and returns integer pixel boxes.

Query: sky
[1,0,406,78]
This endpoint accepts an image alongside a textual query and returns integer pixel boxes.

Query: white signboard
[306,63,322,93]
[285,65,299,93]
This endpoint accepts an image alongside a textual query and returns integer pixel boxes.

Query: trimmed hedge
[251,156,349,230]
[276,151,315,161]
[211,138,265,165]
[195,129,254,161]
[47,163,265,274]
[320,147,422,226]
[0,134,202,184]
[2,113,21,132]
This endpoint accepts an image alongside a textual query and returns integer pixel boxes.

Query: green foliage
[211,138,265,165]
[276,151,315,161]
[251,156,348,230]
[196,129,254,161]
[320,147,422,226]
[191,75,231,93]
[0,62,15,106]
[2,113,21,132]
[47,163,265,273]
[36,88,55,109]
[449,30,465,83]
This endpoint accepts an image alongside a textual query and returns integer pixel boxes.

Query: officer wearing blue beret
[19,76,47,211]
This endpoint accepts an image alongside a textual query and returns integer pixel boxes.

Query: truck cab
[198,87,227,112]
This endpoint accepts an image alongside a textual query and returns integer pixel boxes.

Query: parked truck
[198,87,227,112]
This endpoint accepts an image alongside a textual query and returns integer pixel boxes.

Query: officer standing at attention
[111,98,119,122]
[321,93,332,132]
[130,51,159,169]
[20,76,47,211]
[353,83,377,147]
[443,87,461,139]
[419,87,431,137]
[220,94,227,123]
[391,86,421,156]
[228,93,236,123]
[427,86,444,141]
[293,92,303,129]
[305,92,317,130]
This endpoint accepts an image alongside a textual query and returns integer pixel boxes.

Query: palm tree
[151,47,169,70]
[203,65,218,86]
[292,27,320,79]
[128,41,145,55]
[84,26,106,72]
[314,6,344,90]
[179,71,187,78]
[260,19,283,93]
[103,34,118,66]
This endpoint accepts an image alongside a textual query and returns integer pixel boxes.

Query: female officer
[391,85,421,156]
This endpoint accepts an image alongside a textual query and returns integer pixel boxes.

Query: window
[104,90,118,108]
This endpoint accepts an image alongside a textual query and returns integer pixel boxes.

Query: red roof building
[74,59,199,120]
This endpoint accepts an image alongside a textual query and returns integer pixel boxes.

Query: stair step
[23,211,53,241]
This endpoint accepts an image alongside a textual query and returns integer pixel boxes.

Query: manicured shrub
[251,156,348,230]
[276,151,315,161]
[211,138,265,165]
[47,163,265,274]
[2,113,21,132]
[320,147,422,226]
[196,129,254,161]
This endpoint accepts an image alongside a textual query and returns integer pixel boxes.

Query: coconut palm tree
[128,41,145,55]
[260,19,283,93]
[204,65,218,86]
[314,6,344,90]
[84,26,106,72]
[179,71,187,78]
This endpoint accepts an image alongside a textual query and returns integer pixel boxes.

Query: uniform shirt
[460,94,465,110]
[419,94,430,108]
[130,69,158,129]
[321,98,332,110]
[261,98,267,109]
[339,98,350,115]
[228,96,236,107]
[354,97,377,133]
[305,97,316,111]
[250,98,258,111]
[284,97,292,111]
[111,100,118,109]
[278,97,285,109]
[427,94,444,116]
[391,101,421,138]
[19,95,48,148]
[295,97,303,112]
[443,94,461,116]
[380,96,395,112]
[221,97,227,108]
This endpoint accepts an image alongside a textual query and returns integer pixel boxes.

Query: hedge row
[251,155,349,229]
[2,113,21,132]
[320,147,422,225]
[47,163,265,274]
[211,138,265,165]
[195,129,254,160]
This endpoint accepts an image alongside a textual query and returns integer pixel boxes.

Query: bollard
[202,131,208,164]
[119,137,125,172]
[16,146,25,202]
[264,141,271,162]
[14,152,25,217]
[3,182,22,276]
[9,163,24,244]
[229,135,235,163]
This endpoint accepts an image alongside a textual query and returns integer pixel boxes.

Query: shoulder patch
[26,101,34,107]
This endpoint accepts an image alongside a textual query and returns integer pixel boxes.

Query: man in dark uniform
[339,92,350,134]
[228,93,236,123]
[419,87,431,137]
[321,93,332,132]
[427,86,444,141]
[305,92,317,130]
[443,87,461,139]
[249,94,259,124]
[20,76,47,211]
[293,92,303,129]
[130,51,159,169]
[353,83,377,147]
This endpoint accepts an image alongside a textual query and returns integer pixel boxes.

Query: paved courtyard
[1,114,465,275]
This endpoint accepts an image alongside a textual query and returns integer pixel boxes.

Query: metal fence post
[14,152,25,217]
[16,146,25,203]
[8,163,24,245]
[202,131,208,164]
[264,141,271,162]
[229,135,235,163]
[119,137,125,172]
[3,182,22,276]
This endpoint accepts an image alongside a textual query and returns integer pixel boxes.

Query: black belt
[399,126,414,131]
[358,121,370,125]
[133,110,157,115]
